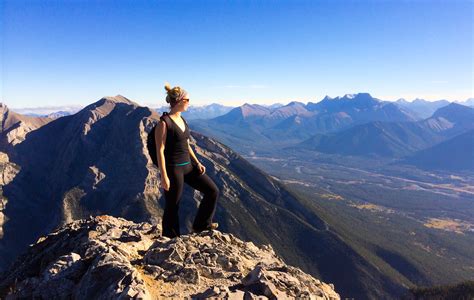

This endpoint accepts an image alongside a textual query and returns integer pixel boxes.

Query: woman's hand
[161,176,170,191]
[197,162,206,175]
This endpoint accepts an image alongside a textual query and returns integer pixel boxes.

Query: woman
[155,83,219,238]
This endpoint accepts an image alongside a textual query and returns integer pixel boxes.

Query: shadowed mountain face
[0,96,405,298]
[294,121,444,157]
[403,129,474,171]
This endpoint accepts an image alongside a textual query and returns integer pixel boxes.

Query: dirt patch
[319,193,344,201]
[349,203,395,214]
[423,218,474,234]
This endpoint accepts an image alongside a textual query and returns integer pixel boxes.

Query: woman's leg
[162,164,189,238]
[184,164,219,231]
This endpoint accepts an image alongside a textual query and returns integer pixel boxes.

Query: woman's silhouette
[155,83,219,238]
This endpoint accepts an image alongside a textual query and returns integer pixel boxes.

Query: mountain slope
[213,103,272,125]
[294,121,442,157]
[421,103,474,137]
[403,129,474,171]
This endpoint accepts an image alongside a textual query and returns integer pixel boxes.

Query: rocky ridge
[0,103,52,155]
[0,215,340,299]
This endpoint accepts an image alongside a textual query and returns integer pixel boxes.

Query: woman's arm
[155,120,168,178]
[188,140,201,165]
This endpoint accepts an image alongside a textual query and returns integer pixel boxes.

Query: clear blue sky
[1,0,473,108]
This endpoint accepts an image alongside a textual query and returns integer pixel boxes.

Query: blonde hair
[164,82,188,107]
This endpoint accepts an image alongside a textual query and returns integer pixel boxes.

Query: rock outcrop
[0,215,340,299]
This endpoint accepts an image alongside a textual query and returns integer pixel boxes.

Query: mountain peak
[286,101,306,107]
[239,103,271,117]
[101,95,138,106]
[396,98,408,103]
[322,95,334,101]
[79,95,140,120]
[0,215,340,299]
[322,93,375,102]
[412,98,429,104]
[324,93,378,105]
[351,92,373,99]
[343,93,356,99]
[432,102,474,120]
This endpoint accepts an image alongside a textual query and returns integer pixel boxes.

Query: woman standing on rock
[155,83,219,238]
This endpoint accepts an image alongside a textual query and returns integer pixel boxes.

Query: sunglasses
[181,98,190,103]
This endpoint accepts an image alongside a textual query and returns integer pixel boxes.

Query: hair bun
[165,82,182,98]
[164,82,172,92]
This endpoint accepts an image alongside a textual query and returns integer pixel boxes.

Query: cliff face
[0,215,340,299]
[0,153,19,243]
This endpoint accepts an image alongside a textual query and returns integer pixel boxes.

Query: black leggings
[162,162,219,238]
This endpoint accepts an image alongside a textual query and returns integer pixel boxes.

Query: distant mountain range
[456,98,474,107]
[186,95,473,172]
[6,93,473,170]
[191,93,432,152]
[395,98,451,119]
[10,105,83,118]
[156,103,234,120]
[9,95,473,122]
[394,97,474,119]
[291,103,474,160]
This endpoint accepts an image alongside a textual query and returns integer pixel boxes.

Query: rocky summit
[0,215,339,299]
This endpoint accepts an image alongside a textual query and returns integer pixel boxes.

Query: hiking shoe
[209,222,219,230]
[193,222,219,233]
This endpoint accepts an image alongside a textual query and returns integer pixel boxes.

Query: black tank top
[160,112,191,166]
